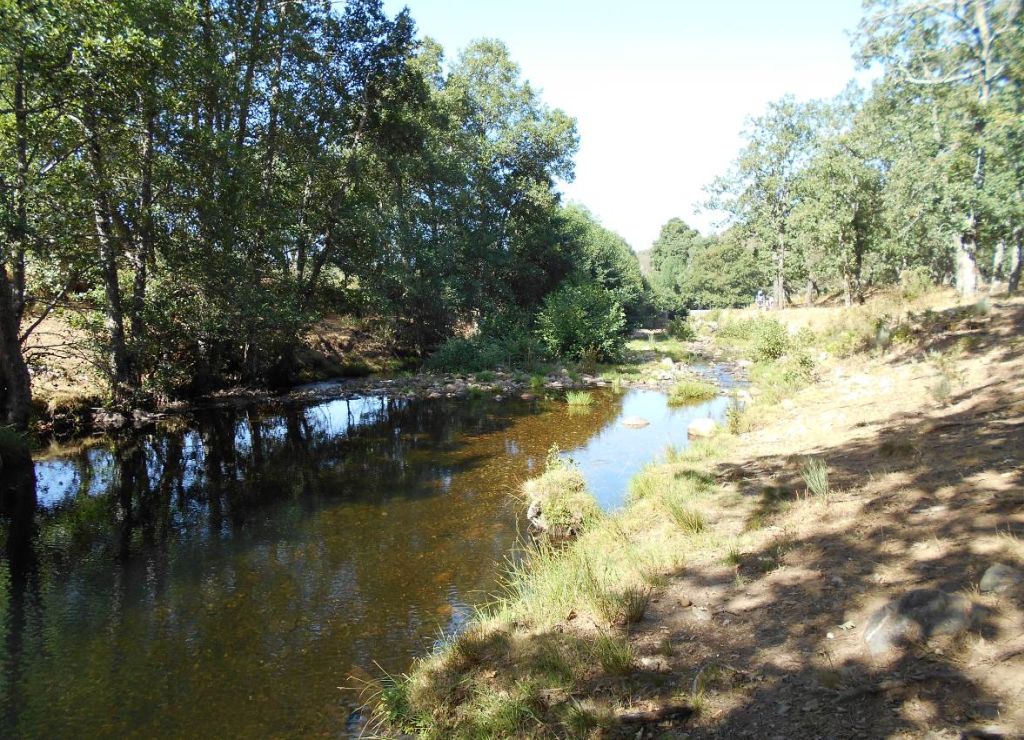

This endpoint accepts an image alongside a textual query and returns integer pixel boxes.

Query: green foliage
[562,205,654,328]
[536,282,626,362]
[665,316,696,341]
[752,319,790,361]
[677,233,764,309]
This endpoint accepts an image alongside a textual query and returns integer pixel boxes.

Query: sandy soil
[619,297,1024,738]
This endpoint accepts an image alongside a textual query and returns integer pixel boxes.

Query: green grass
[665,497,707,533]
[474,370,496,382]
[591,634,633,674]
[667,379,718,405]
[800,456,830,500]
[564,390,594,406]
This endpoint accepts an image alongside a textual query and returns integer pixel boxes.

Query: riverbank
[371,290,1024,738]
[23,310,735,440]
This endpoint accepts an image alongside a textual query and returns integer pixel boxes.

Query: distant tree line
[650,0,1022,313]
[0,0,649,429]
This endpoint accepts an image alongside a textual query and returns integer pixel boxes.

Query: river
[0,380,733,737]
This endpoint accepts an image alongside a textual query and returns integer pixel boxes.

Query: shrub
[752,319,789,361]
[536,282,626,362]
[899,265,933,301]
[666,317,696,341]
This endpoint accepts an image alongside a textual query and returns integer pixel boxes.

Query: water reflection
[0,385,729,737]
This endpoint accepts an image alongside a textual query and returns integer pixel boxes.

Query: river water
[0,382,732,737]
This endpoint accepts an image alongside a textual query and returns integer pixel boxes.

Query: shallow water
[0,381,733,737]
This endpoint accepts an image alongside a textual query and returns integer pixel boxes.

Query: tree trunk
[0,263,31,429]
[989,239,1005,295]
[773,233,786,309]
[86,121,135,402]
[131,110,156,345]
[1008,229,1022,294]
[955,231,979,299]
[13,50,29,323]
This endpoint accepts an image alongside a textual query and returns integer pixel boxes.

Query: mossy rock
[523,466,600,541]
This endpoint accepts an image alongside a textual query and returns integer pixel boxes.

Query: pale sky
[384,0,866,251]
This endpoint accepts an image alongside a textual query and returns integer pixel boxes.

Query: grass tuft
[565,390,594,406]
[800,456,830,500]
[667,379,718,406]
[665,497,707,533]
[591,633,633,674]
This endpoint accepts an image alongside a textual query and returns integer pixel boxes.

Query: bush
[666,317,696,341]
[752,319,790,361]
[899,266,933,301]
[536,282,626,362]
[426,318,547,373]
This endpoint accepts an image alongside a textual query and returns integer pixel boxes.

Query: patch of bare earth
[621,299,1024,739]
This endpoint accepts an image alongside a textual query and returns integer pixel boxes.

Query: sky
[383,0,867,251]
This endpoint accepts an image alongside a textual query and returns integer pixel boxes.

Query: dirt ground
[620,297,1024,738]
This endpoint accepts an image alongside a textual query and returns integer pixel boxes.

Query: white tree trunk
[955,233,978,299]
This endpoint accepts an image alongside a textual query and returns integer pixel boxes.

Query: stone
[863,588,974,655]
[688,417,717,438]
[638,656,670,672]
[979,563,1024,594]
[621,416,650,428]
[93,410,128,431]
[661,357,675,368]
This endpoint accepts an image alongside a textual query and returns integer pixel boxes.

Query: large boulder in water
[863,588,974,655]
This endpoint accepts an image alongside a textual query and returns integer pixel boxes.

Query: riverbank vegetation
[373,288,1024,737]
[0,0,651,431]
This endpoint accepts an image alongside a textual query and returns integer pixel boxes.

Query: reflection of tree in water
[0,392,625,737]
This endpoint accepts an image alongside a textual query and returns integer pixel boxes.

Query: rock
[661,357,675,368]
[863,588,974,655]
[737,359,753,368]
[638,656,670,672]
[781,399,796,410]
[93,410,128,431]
[621,416,650,428]
[526,497,586,543]
[979,563,1024,594]
[520,392,536,401]
[688,417,717,438]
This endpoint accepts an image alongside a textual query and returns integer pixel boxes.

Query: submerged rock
[621,416,650,428]
[863,588,973,655]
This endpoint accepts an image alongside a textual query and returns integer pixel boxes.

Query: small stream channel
[0,368,737,737]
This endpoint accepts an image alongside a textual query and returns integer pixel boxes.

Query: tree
[857,0,1023,297]
[706,96,818,309]
[791,93,885,305]
[648,218,706,313]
